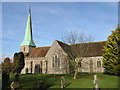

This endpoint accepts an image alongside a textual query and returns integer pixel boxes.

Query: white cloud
[106,2,118,8]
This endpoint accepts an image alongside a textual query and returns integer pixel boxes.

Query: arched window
[55,55,57,67]
[26,68,28,74]
[58,57,60,67]
[24,47,25,52]
[30,61,33,73]
[34,64,40,73]
[52,57,54,67]
[79,61,81,67]
[90,59,93,72]
[52,55,60,68]
[40,61,43,73]
[97,60,101,67]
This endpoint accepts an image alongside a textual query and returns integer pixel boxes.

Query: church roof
[56,40,106,57]
[56,40,70,52]
[28,46,50,58]
[27,41,106,58]
[70,41,106,57]
[56,40,73,57]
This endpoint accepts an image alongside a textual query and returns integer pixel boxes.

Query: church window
[58,57,60,67]
[26,68,28,74]
[55,55,57,67]
[41,61,43,67]
[52,57,54,67]
[24,47,25,52]
[97,60,101,67]
[30,61,33,73]
[79,61,81,67]
[52,55,60,68]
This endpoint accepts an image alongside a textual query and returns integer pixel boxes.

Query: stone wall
[21,55,105,74]
[21,57,47,74]
[46,40,69,74]
[80,56,104,73]
[20,46,35,54]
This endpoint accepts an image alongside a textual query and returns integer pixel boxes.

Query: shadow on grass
[7,72,119,89]
[32,79,53,89]
[66,83,71,88]
[32,74,61,89]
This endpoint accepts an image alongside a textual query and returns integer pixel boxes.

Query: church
[21,9,106,74]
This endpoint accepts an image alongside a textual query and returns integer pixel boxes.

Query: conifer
[103,25,120,75]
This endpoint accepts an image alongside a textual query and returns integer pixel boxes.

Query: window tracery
[52,55,60,68]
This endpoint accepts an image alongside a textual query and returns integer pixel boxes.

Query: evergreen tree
[103,25,120,75]
[13,52,25,74]
[12,52,25,82]
[2,57,13,88]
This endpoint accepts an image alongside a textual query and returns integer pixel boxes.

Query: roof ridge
[35,46,51,48]
[70,41,106,46]
[55,40,69,46]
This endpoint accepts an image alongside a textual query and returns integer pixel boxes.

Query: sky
[2,2,118,58]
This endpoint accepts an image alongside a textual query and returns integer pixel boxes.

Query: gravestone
[10,81,20,90]
[61,76,66,88]
[93,75,99,90]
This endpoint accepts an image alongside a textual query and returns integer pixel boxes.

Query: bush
[2,73,9,88]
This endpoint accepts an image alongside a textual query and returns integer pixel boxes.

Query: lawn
[0,74,2,89]
[8,73,119,89]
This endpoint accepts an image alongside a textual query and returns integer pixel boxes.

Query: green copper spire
[20,7,36,47]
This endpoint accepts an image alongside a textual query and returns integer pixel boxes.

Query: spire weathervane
[29,5,31,13]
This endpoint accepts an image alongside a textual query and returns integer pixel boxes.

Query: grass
[0,74,2,89]
[8,73,119,89]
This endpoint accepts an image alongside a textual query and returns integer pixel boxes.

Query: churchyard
[0,74,1,89]
[6,72,119,89]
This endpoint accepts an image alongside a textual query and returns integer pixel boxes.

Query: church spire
[20,7,36,47]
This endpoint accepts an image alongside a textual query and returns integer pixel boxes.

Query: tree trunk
[94,75,99,90]
[15,73,19,82]
[73,62,79,79]
[73,69,78,79]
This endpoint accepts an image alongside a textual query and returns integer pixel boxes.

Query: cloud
[106,2,118,8]
[33,4,67,17]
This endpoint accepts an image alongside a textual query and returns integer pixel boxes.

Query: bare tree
[62,30,94,79]
[62,31,94,45]
[62,30,78,45]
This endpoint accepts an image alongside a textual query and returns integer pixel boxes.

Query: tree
[13,52,25,74]
[2,57,13,74]
[103,26,120,75]
[62,30,94,79]
[2,57,13,88]
[12,52,25,82]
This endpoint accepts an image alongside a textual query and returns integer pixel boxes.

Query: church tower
[20,8,36,55]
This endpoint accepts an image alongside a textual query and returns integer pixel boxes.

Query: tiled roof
[28,46,50,58]
[56,40,73,57]
[56,40,71,53]
[27,41,106,58]
[70,41,106,57]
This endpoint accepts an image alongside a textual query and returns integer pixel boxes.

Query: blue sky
[2,2,118,58]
